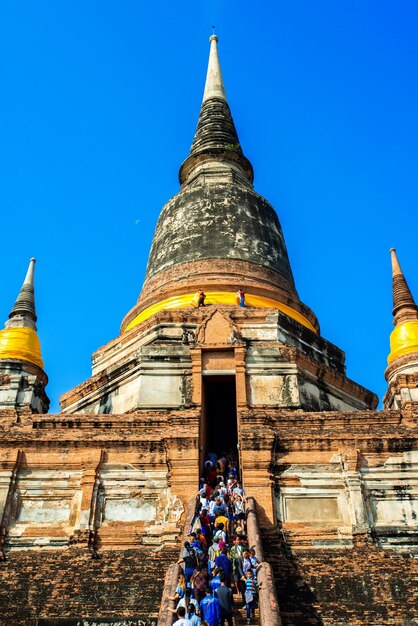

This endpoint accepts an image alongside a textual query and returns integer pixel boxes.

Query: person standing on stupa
[197,289,206,307]
[237,289,245,307]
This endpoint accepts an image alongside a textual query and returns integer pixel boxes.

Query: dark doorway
[202,375,238,473]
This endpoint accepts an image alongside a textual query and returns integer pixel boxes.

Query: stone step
[233,602,260,625]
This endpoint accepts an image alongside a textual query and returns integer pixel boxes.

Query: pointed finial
[387,248,418,366]
[179,33,254,185]
[9,257,37,323]
[0,257,45,371]
[390,248,418,324]
[203,31,226,102]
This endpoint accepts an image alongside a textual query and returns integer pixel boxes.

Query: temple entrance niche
[201,373,238,477]
[194,310,245,479]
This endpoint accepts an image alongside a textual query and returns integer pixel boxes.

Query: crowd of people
[169,451,262,626]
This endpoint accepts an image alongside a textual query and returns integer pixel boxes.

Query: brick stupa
[0,35,418,626]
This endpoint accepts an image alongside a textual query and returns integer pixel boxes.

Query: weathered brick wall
[245,405,418,625]
[240,407,418,525]
[0,547,178,626]
[263,529,418,626]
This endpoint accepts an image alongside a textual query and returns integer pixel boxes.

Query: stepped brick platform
[262,527,418,626]
[0,547,178,626]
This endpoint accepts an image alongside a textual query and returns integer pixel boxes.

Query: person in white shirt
[173,606,193,626]
[227,475,237,494]
[218,482,227,498]
[199,491,209,510]
[208,498,217,517]
[233,494,245,520]
[176,589,199,614]
[213,523,226,544]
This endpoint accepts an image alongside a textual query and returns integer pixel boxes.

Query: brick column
[73,450,107,548]
[340,452,369,535]
[234,346,247,407]
[240,418,276,524]
[190,348,202,406]
[0,449,24,557]
[79,468,99,531]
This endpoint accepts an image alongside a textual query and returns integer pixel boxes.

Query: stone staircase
[227,584,260,625]
[157,491,262,626]
[233,601,260,625]
[260,527,324,626]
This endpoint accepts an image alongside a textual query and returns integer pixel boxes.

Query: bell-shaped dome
[144,180,295,288]
[121,35,318,335]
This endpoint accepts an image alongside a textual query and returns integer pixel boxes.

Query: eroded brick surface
[262,528,418,625]
[0,547,178,626]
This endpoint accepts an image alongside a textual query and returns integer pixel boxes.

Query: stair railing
[246,496,282,626]
[157,495,196,626]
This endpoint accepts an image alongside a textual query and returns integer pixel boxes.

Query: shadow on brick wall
[257,504,324,626]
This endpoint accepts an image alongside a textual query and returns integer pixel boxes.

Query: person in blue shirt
[200,587,221,626]
[209,567,221,593]
[187,603,201,625]
[241,570,262,624]
[214,548,233,586]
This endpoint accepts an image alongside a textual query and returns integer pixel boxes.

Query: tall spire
[179,34,253,184]
[390,248,418,325]
[202,34,226,102]
[0,257,49,413]
[387,248,418,367]
[9,257,37,324]
[0,258,44,369]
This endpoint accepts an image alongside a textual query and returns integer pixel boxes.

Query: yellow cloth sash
[0,327,44,369]
[388,320,418,364]
[124,291,316,333]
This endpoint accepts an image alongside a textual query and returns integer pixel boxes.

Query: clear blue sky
[0,1,417,411]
